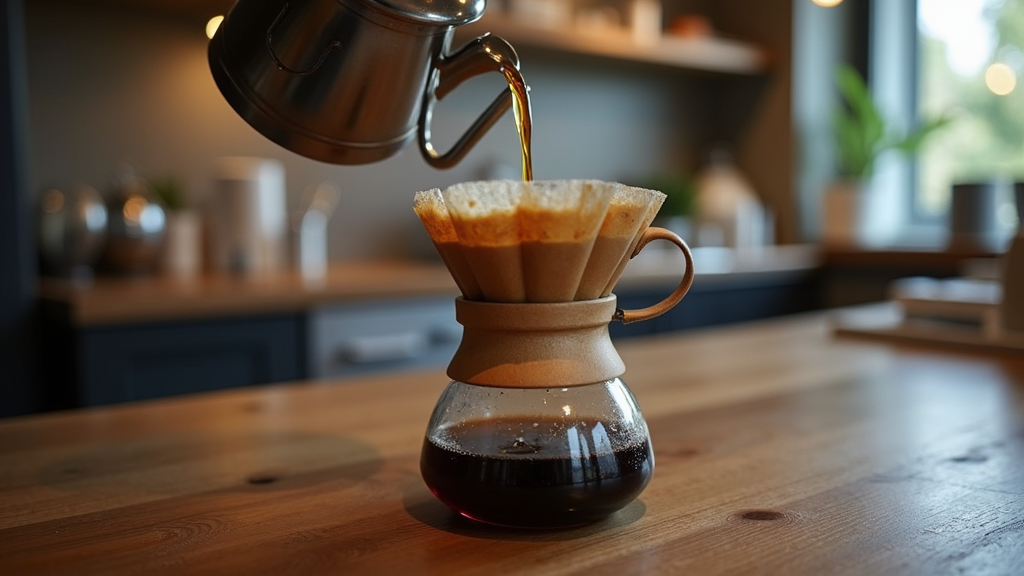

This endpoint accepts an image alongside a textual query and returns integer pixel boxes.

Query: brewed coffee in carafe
[415,180,694,528]
[421,380,654,527]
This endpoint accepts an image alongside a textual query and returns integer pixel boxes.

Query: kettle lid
[367,0,487,25]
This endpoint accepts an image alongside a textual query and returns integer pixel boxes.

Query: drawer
[307,297,461,379]
[75,314,304,406]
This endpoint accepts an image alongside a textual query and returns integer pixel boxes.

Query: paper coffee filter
[413,189,483,300]
[440,181,525,302]
[576,184,666,300]
[413,189,456,243]
[413,180,665,303]
[441,180,521,247]
[518,180,616,302]
[518,180,614,243]
[599,188,665,297]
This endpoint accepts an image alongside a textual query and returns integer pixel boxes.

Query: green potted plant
[638,173,696,242]
[149,176,186,213]
[824,64,950,246]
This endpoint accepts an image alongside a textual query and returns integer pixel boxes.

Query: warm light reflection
[562,405,572,416]
[206,15,224,40]
[985,62,1017,95]
[811,0,844,6]
[122,195,165,233]
[42,189,64,213]
[123,195,146,222]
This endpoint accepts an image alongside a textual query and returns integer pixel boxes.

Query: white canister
[161,209,202,278]
[209,157,287,276]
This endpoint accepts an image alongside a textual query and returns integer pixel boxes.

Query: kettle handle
[419,34,524,169]
[613,227,696,325]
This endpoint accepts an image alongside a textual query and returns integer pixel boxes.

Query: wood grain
[2,309,1022,575]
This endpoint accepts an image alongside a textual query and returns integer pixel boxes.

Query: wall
[1,0,35,417]
[25,0,724,262]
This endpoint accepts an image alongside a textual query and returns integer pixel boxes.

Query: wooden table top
[2,309,1022,575]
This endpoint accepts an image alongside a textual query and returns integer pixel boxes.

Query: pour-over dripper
[413,179,694,528]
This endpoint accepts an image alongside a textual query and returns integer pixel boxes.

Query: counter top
[39,245,820,326]
[3,307,1021,575]
[38,260,461,326]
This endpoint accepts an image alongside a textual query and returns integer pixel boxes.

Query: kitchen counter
[38,260,461,327]
[39,244,820,327]
[3,307,1022,575]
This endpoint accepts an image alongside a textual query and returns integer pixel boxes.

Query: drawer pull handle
[337,332,429,364]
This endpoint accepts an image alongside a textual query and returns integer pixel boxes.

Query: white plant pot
[821,181,871,248]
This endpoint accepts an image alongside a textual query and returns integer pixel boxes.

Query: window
[916,0,1023,232]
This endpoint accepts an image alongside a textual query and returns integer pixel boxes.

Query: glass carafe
[421,378,653,528]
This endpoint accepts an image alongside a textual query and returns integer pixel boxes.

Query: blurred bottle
[693,148,770,248]
[630,0,662,45]
[294,181,339,283]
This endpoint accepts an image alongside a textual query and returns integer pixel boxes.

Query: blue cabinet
[610,273,821,340]
[44,313,305,407]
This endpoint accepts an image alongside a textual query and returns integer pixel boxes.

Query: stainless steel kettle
[209,0,521,168]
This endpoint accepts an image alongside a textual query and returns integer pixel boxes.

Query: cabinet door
[307,297,461,379]
[78,314,304,406]
[610,272,820,338]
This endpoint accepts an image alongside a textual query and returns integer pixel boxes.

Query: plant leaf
[892,115,954,153]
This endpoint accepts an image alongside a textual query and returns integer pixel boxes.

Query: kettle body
[209,0,520,167]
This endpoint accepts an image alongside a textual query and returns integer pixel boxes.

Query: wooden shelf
[82,0,234,20]
[84,1,769,74]
[460,14,771,75]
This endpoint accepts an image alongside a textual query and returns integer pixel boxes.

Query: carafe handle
[613,227,696,325]
[419,34,523,169]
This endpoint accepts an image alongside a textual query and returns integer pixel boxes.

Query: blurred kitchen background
[2,0,1022,416]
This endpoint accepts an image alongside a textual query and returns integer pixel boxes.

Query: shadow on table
[402,487,647,541]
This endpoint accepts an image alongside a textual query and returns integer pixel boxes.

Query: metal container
[37,185,108,280]
[208,0,521,167]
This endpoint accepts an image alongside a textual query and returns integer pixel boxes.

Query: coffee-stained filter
[413,189,483,300]
[578,186,664,300]
[414,180,665,303]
